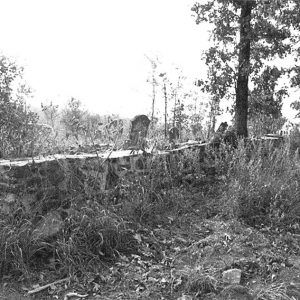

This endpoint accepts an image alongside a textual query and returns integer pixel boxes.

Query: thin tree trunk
[173,91,176,128]
[163,82,167,138]
[235,2,253,137]
[151,74,156,129]
[208,98,217,139]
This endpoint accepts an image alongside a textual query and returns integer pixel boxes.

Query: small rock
[4,193,16,203]
[222,269,242,284]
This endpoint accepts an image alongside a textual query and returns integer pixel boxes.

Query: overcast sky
[1,0,298,121]
[0,0,210,118]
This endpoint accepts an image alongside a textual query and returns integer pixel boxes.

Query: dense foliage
[2,2,300,298]
[1,138,300,299]
[192,0,300,136]
[0,56,39,157]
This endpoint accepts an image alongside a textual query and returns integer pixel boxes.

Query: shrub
[0,55,42,158]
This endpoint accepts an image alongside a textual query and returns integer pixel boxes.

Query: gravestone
[169,127,179,143]
[210,122,229,148]
[124,115,150,152]
[224,126,238,148]
[216,122,228,134]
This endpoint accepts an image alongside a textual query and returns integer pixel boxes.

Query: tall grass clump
[219,139,300,230]
[288,126,300,154]
[55,201,137,275]
[114,150,207,225]
[114,155,181,225]
[0,211,33,277]
[0,197,138,278]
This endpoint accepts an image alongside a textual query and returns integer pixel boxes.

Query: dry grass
[254,283,293,300]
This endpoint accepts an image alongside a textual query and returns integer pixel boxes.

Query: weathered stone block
[222,269,242,284]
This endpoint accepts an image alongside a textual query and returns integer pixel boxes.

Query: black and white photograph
[0,0,300,299]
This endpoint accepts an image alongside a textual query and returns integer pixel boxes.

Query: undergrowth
[0,200,137,278]
[214,140,300,230]
[1,136,300,289]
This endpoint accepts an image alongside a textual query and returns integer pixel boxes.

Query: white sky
[1,0,298,121]
[0,0,210,118]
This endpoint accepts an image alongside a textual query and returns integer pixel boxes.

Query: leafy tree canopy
[192,0,300,136]
[0,55,38,157]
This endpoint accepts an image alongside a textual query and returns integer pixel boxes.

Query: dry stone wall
[0,149,162,240]
[0,135,282,240]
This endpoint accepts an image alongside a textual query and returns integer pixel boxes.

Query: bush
[0,55,42,158]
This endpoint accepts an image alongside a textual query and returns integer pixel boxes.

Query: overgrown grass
[0,212,34,277]
[1,134,300,281]
[109,150,210,225]
[215,140,300,230]
[254,283,293,300]
[55,202,137,275]
[0,199,137,278]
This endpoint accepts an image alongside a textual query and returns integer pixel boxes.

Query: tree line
[2,0,300,157]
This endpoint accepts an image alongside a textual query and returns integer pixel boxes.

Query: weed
[254,283,293,300]
[217,140,300,229]
[55,203,137,276]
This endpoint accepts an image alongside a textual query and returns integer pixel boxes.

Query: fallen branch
[27,277,70,295]
[64,292,89,300]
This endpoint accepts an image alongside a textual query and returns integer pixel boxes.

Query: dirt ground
[1,211,300,300]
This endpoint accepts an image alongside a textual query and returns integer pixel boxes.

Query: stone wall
[0,136,282,239]
[0,148,170,239]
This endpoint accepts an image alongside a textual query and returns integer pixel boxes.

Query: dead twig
[27,277,70,295]
[64,292,89,300]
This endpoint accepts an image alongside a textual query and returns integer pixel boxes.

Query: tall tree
[41,101,59,128]
[290,100,300,118]
[248,66,287,135]
[235,0,253,137]
[159,72,168,138]
[145,55,160,128]
[61,97,87,141]
[0,55,38,157]
[192,0,297,137]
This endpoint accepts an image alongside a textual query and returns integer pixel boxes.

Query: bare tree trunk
[178,100,182,140]
[207,97,218,139]
[145,55,158,130]
[173,91,176,128]
[211,112,216,134]
[163,82,167,138]
[151,74,156,129]
[235,1,253,137]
